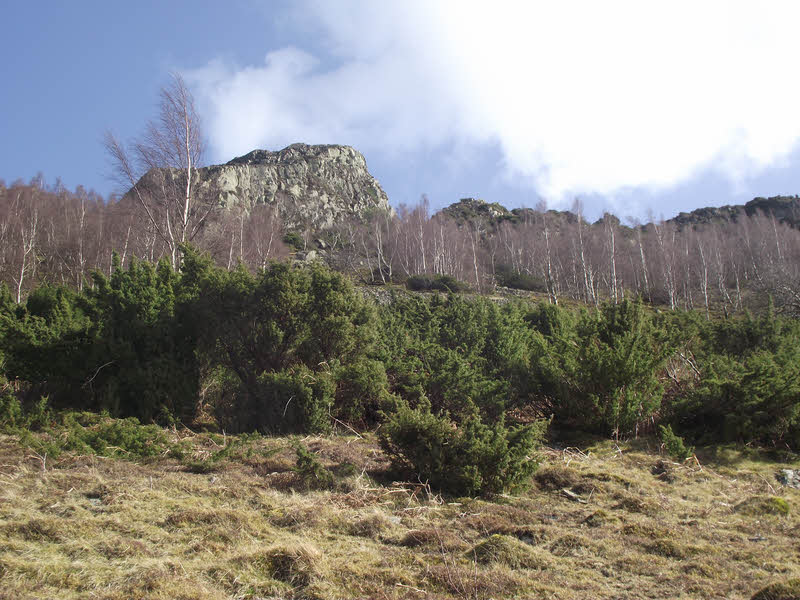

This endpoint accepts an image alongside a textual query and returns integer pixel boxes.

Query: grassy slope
[0,430,798,600]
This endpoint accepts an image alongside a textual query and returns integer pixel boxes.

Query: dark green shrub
[658,425,693,461]
[184,255,377,433]
[333,359,394,426]
[0,257,201,425]
[0,392,52,432]
[0,384,22,430]
[406,274,469,293]
[282,231,305,251]
[378,295,518,421]
[667,311,800,447]
[250,366,334,434]
[495,264,547,292]
[530,300,677,436]
[379,401,544,496]
[292,440,335,490]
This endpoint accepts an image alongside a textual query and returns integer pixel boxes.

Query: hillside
[3,162,800,599]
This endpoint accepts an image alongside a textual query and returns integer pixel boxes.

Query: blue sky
[3,1,800,221]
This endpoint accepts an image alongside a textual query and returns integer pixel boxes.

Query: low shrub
[659,424,694,461]
[292,440,335,491]
[183,432,263,473]
[250,366,334,434]
[406,274,469,293]
[495,264,547,292]
[10,407,168,460]
[379,402,544,496]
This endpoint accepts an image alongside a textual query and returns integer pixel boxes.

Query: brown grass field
[0,428,798,600]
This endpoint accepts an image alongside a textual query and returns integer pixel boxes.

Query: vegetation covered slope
[1,246,799,599]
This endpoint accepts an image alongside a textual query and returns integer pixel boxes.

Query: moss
[163,508,250,529]
[469,534,549,569]
[751,579,800,600]
[683,562,722,578]
[651,459,677,483]
[735,496,790,516]
[585,470,636,489]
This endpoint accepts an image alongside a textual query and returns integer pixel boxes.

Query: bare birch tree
[105,72,212,268]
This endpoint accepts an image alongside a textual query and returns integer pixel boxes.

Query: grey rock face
[777,469,800,489]
[200,143,391,229]
[129,143,391,231]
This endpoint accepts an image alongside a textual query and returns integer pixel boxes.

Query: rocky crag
[437,196,800,231]
[669,196,800,229]
[134,143,391,230]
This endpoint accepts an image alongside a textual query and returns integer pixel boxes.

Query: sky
[3,1,800,221]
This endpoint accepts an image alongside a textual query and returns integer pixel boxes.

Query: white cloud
[187,0,800,205]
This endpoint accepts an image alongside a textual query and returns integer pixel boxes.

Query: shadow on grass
[694,444,799,467]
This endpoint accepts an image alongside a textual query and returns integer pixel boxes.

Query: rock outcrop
[669,196,800,230]
[435,195,800,232]
[132,143,391,230]
[204,143,391,229]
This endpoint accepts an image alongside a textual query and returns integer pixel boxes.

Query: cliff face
[133,143,391,230]
[204,143,391,228]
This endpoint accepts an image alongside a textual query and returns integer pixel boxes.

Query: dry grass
[0,431,798,599]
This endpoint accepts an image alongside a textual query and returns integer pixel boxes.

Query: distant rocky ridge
[133,143,391,230]
[669,196,800,229]
[437,196,800,230]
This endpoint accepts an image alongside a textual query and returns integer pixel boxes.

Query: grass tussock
[470,534,551,569]
[751,579,800,600]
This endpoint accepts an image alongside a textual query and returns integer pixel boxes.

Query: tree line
[3,176,800,318]
[347,196,800,317]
